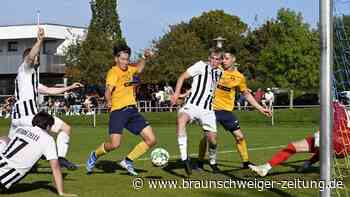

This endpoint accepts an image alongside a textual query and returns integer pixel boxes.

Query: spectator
[164,84,174,111]
[254,88,264,105]
[90,95,98,109]
[47,97,54,115]
[53,99,60,115]
[237,93,248,111]
[71,92,82,115]
[83,96,93,115]
[155,89,165,111]
[262,88,274,111]
[64,93,72,116]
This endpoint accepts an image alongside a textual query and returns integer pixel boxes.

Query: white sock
[57,132,70,158]
[177,135,188,161]
[263,163,272,171]
[208,142,217,165]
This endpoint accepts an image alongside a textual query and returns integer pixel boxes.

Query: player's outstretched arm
[49,159,77,197]
[171,72,191,106]
[243,90,272,117]
[25,27,45,65]
[105,85,113,111]
[38,83,83,95]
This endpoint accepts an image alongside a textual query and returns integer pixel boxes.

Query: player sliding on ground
[249,101,350,177]
[10,27,83,170]
[171,49,223,176]
[86,45,156,176]
[197,52,272,170]
[0,112,76,196]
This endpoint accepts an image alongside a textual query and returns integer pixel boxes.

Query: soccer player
[9,27,83,170]
[197,52,272,170]
[86,45,156,176]
[0,112,76,196]
[249,101,350,177]
[171,49,223,176]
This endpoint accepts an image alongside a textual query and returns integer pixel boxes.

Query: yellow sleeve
[130,65,138,75]
[106,69,116,87]
[239,75,248,92]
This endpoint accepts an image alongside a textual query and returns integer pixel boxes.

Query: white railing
[0,103,322,128]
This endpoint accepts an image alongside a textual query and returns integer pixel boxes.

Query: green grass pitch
[0,108,349,197]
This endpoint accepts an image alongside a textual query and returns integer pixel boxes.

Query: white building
[0,23,86,95]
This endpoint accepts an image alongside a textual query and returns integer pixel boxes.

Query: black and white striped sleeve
[186,61,205,77]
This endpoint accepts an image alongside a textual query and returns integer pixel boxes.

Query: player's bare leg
[105,134,123,151]
[176,112,191,175]
[120,126,157,176]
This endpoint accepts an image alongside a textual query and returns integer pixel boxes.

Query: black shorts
[109,106,149,135]
[215,110,240,132]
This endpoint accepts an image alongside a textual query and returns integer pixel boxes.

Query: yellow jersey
[106,65,138,111]
[213,69,248,111]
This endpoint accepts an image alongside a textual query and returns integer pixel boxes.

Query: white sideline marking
[77,144,284,166]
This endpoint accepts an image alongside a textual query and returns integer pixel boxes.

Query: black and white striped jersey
[185,61,223,110]
[12,61,39,119]
[0,126,57,189]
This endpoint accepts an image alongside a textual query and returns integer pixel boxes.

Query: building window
[8,41,18,52]
[43,40,57,55]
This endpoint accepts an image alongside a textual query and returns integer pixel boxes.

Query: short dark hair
[23,48,32,59]
[113,44,131,57]
[32,111,55,130]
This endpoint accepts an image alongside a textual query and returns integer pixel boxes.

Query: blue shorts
[215,110,240,132]
[109,106,149,135]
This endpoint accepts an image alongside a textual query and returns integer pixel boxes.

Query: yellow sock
[127,141,150,161]
[95,143,107,158]
[198,136,207,161]
[236,139,249,162]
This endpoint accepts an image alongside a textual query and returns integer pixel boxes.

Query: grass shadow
[1,181,56,195]
[94,160,148,175]
[95,160,123,173]
[161,159,190,178]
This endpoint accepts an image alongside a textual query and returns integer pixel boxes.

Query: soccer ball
[151,148,169,167]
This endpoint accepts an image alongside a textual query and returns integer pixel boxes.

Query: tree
[142,23,207,83]
[189,10,247,52]
[146,10,247,84]
[245,8,320,91]
[74,0,126,85]
[63,37,83,81]
[243,21,275,80]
